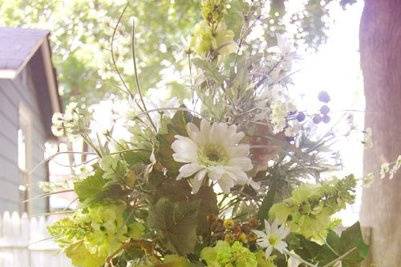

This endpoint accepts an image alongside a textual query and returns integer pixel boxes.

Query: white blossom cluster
[51,102,92,137]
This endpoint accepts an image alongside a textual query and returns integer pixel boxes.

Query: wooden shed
[0,27,61,215]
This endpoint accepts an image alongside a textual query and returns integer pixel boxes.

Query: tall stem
[131,20,157,132]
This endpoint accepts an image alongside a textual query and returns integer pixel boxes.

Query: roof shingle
[0,27,49,75]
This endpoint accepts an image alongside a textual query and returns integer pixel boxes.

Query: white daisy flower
[253,220,290,258]
[171,119,257,194]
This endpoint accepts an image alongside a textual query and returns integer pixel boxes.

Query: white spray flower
[253,220,290,258]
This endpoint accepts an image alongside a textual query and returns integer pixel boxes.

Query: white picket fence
[0,211,72,267]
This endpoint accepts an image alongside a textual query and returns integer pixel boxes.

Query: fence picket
[0,211,71,267]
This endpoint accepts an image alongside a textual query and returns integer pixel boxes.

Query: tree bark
[360,0,401,266]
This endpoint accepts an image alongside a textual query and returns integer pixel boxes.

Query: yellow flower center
[198,143,229,166]
[268,234,279,246]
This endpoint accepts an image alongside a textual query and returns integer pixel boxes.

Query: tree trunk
[360,0,401,266]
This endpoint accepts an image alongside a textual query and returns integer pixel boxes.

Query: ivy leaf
[168,109,194,136]
[74,169,106,203]
[147,168,192,203]
[288,223,369,266]
[192,185,218,236]
[148,198,199,255]
[338,222,369,266]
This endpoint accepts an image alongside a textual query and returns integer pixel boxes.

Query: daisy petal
[208,166,225,181]
[228,157,253,171]
[190,173,205,194]
[186,123,200,142]
[177,163,202,179]
[265,246,273,258]
[217,175,235,193]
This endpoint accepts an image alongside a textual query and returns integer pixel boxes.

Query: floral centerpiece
[47,1,369,266]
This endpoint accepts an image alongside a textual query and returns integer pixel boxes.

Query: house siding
[0,66,48,215]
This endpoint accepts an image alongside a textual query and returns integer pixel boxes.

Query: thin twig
[322,247,357,267]
[29,151,97,175]
[131,19,157,131]
[132,107,206,120]
[23,189,74,203]
[111,3,135,99]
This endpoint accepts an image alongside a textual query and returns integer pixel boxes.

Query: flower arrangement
[47,1,369,266]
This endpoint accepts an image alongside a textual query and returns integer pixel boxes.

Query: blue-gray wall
[0,67,48,215]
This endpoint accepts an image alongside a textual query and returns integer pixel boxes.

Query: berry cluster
[291,91,331,124]
[313,91,331,124]
[206,215,259,246]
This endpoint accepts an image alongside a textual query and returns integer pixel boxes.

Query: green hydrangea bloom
[201,241,257,267]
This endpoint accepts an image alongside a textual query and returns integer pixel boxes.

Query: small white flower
[171,119,257,194]
[287,253,302,267]
[285,120,301,137]
[51,125,64,137]
[253,220,290,258]
[52,112,64,124]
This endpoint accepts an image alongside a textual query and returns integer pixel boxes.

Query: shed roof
[0,27,62,139]
[0,27,50,78]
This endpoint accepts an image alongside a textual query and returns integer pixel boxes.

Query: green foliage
[100,155,129,181]
[269,175,356,243]
[74,169,106,203]
[148,198,199,255]
[125,254,195,267]
[160,255,194,267]
[257,174,292,222]
[49,203,144,267]
[65,241,105,267]
[194,185,219,236]
[288,222,368,266]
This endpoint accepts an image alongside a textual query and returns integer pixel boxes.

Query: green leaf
[154,110,194,176]
[192,185,218,236]
[148,198,199,255]
[338,222,369,266]
[163,255,192,267]
[288,223,369,267]
[257,172,292,222]
[121,149,151,168]
[74,169,106,203]
[147,168,192,203]
[48,217,85,247]
[65,241,105,267]
[192,58,225,84]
